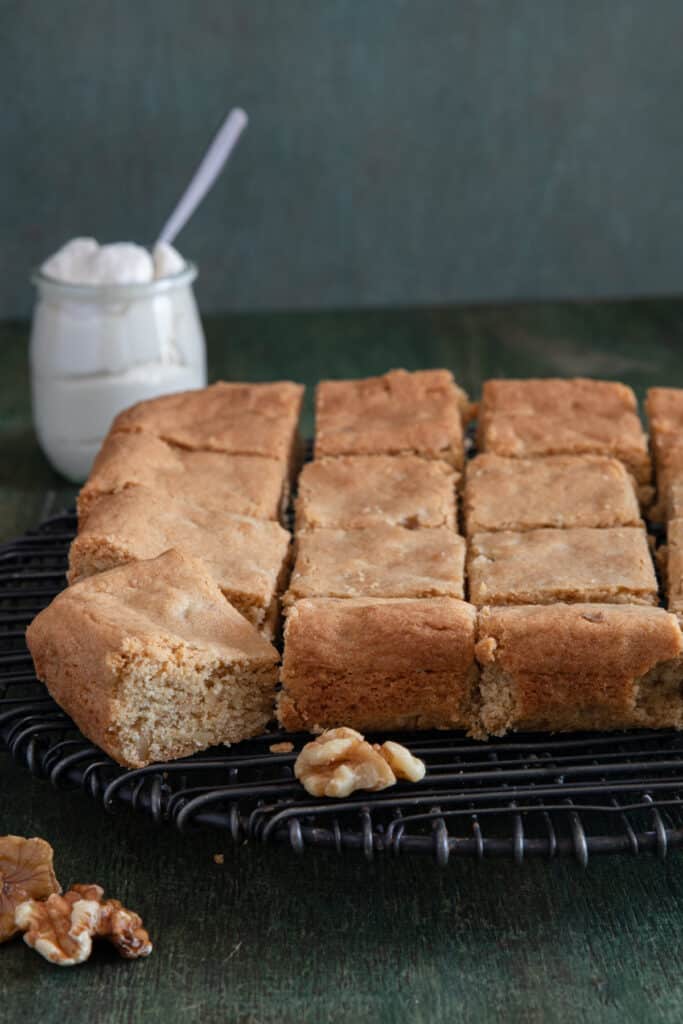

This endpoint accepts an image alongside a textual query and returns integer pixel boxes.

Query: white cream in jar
[30,238,207,481]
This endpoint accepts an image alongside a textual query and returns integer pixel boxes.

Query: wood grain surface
[3,302,683,1023]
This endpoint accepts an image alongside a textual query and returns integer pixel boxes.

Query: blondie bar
[26,550,280,768]
[279,597,478,732]
[477,378,650,489]
[464,454,640,535]
[475,604,683,735]
[295,455,458,531]
[285,525,466,604]
[314,369,468,469]
[78,432,287,523]
[110,380,304,472]
[68,487,291,638]
[467,527,658,607]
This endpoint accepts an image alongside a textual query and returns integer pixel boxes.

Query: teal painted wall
[4,0,683,317]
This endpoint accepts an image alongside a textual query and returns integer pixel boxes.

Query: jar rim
[31,260,198,298]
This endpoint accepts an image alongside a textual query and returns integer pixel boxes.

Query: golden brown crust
[26,551,279,767]
[68,486,291,635]
[464,454,641,534]
[295,455,458,531]
[476,603,683,735]
[78,433,286,523]
[285,525,465,603]
[478,411,651,485]
[467,527,658,607]
[480,378,638,417]
[279,597,478,732]
[110,380,304,462]
[314,369,466,468]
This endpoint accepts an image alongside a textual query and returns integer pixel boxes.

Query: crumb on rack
[269,741,294,753]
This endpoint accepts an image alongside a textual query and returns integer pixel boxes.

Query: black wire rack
[3,511,683,866]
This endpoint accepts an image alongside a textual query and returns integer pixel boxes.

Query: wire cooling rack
[3,511,683,865]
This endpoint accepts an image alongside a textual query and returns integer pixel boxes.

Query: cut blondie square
[26,550,280,768]
[278,597,478,732]
[464,454,640,535]
[77,432,288,524]
[110,379,304,480]
[314,369,468,469]
[477,378,650,493]
[475,604,683,736]
[68,486,291,638]
[467,527,658,607]
[295,455,458,531]
[285,525,466,604]
[478,412,651,492]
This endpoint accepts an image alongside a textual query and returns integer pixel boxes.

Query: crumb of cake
[269,742,294,753]
[213,853,225,865]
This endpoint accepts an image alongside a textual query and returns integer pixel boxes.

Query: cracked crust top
[464,454,641,534]
[295,455,458,531]
[477,410,651,484]
[110,380,304,460]
[314,369,467,467]
[69,486,291,610]
[467,526,658,606]
[29,549,279,666]
[78,432,286,523]
[286,525,466,603]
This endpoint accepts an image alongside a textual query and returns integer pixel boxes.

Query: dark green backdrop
[4,0,683,318]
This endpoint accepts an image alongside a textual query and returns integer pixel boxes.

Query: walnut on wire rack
[294,727,426,798]
[15,884,153,966]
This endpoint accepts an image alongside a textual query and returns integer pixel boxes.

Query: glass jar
[29,263,207,481]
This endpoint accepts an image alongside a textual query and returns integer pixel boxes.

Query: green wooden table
[4,301,683,1024]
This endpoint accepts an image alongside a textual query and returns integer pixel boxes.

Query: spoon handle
[156,108,248,247]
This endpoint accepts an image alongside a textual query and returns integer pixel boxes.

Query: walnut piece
[14,890,102,966]
[378,741,426,783]
[294,727,426,798]
[15,883,152,966]
[0,835,61,943]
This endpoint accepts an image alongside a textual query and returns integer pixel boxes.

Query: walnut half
[15,884,152,966]
[294,727,426,798]
[0,836,61,943]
